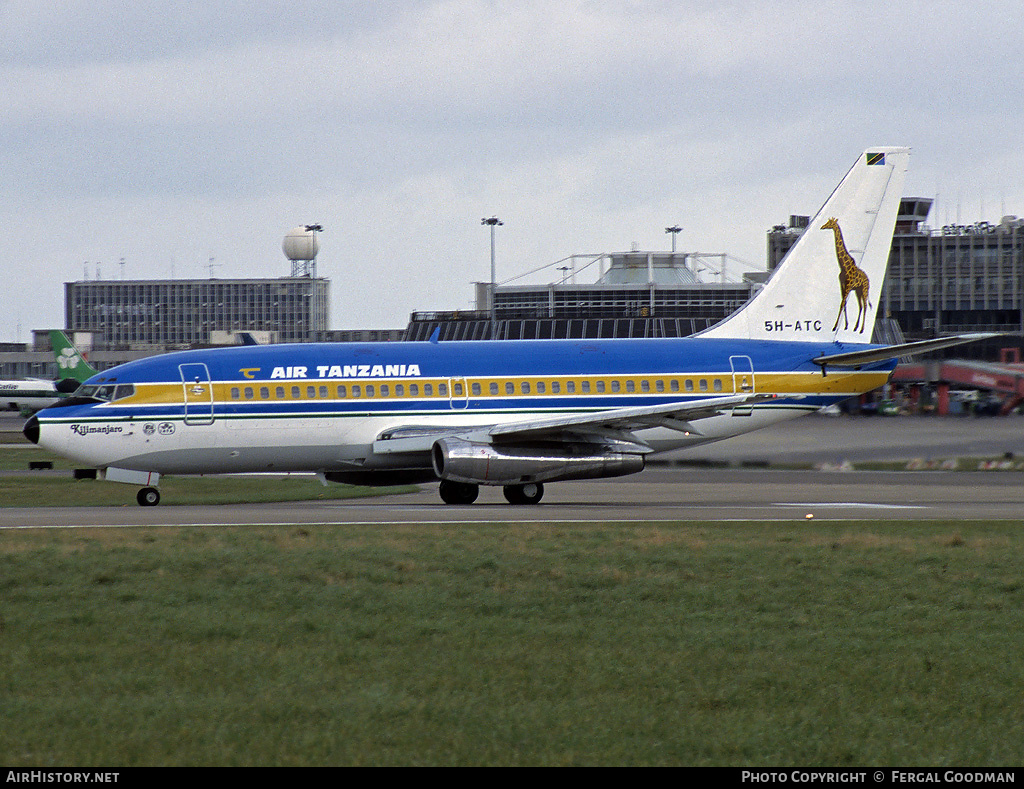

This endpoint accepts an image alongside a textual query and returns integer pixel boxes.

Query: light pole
[665,225,682,253]
[482,217,503,338]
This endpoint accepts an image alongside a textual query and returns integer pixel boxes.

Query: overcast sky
[2,0,1021,342]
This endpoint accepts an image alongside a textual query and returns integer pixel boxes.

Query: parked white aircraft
[2,332,98,414]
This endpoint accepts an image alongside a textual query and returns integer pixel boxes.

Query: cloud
[0,0,1021,340]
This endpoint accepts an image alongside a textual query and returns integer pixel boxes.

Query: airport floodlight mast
[482,216,503,338]
[665,225,682,253]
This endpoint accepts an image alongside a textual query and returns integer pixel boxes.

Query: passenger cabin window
[291,386,301,399]
[595,381,605,393]
[610,381,620,393]
[670,380,679,393]
[366,385,375,397]
[410,384,419,396]
[244,387,254,399]
[566,381,575,394]
[231,387,241,400]
[472,382,482,396]
[489,382,498,395]
[713,379,723,392]
[379,385,389,397]
[551,381,560,394]
[581,381,591,393]
[699,380,708,392]
[506,382,515,395]
[395,384,404,396]
[260,386,270,399]
[320,385,329,398]
[521,381,531,394]
[438,383,447,396]
[685,380,694,392]
[536,381,546,394]
[352,385,362,398]
[306,386,316,399]
[276,386,285,399]
[424,383,433,396]
[337,385,347,398]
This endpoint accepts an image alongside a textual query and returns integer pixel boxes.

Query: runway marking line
[774,502,928,510]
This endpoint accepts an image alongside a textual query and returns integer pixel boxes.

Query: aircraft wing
[487,392,774,441]
[373,392,775,455]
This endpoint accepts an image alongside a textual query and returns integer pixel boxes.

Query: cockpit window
[77,384,135,402]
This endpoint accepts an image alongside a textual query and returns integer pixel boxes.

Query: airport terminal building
[405,252,763,342]
[64,277,330,348]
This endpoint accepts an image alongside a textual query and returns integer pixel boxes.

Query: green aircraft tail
[50,331,98,384]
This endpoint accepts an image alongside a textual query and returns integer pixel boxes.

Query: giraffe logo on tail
[821,217,871,333]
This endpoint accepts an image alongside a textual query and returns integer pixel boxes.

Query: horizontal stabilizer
[812,333,1000,370]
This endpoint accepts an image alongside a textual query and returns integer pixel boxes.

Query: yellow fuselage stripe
[111,370,890,406]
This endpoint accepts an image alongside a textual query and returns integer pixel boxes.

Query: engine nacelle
[431,437,645,486]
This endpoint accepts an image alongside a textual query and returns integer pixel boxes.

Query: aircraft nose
[23,415,40,445]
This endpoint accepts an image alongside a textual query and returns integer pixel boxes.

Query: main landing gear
[437,480,544,505]
[503,482,544,505]
[438,480,479,504]
[137,487,161,507]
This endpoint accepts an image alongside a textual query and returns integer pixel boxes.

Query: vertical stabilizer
[50,331,97,383]
[701,147,909,343]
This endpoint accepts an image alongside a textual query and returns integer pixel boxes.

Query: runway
[3,413,1024,527]
[3,467,1023,528]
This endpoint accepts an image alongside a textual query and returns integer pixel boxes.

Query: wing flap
[372,393,775,454]
[488,393,773,440]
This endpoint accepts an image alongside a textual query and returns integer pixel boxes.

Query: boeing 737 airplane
[25,148,992,506]
[2,332,98,414]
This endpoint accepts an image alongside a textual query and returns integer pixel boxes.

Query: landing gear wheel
[503,482,544,505]
[137,487,161,507]
[438,480,479,505]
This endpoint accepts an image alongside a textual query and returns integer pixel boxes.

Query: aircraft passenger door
[180,363,215,425]
[729,355,755,417]
[449,377,469,409]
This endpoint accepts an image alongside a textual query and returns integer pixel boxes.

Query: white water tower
[283,224,321,277]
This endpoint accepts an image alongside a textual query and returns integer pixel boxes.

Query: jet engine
[431,437,644,486]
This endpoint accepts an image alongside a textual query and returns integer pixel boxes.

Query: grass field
[3,520,1024,766]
